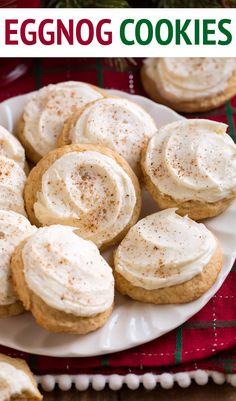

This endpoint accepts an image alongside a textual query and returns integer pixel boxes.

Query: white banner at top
[0,8,235,57]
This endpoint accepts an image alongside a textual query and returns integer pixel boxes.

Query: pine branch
[94,0,129,6]
[47,0,129,7]
[224,0,236,5]
[106,57,137,71]
[155,0,236,6]
[47,0,236,6]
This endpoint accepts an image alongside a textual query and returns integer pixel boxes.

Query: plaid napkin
[0,58,236,375]
[2,1,40,7]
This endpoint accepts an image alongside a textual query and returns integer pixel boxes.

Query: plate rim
[0,88,234,357]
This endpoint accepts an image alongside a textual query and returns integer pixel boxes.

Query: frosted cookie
[141,58,236,113]
[58,97,157,175]
[0,353,42,401]
[114,209,222,304]
[0,156,27,216]
[11,225,114,334]
[0,125,26,170]
[0,211,36,317]
[18,81,105,163]
[141,119,236,220]
[24,144,141,249]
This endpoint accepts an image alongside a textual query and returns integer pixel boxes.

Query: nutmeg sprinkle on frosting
[34,150,137,248]
[0,125,25,169]
[115,209,217,290]
[0,210,36,306]
[69,97,157,174]
[23,81,103,157]
[144,58,236,102]
[22,225,114,317]
[144,119,236,203]
[0,156,27,216]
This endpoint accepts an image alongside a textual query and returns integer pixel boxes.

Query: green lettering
[135,19,153,45]
[120,19,134,45]
[155,19,173,45]
[203,19,216,45]
[218,19,232,45]
[194,19,200,45]
[176,19,192,45]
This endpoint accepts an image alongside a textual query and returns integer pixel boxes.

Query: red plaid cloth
[18,1,40,6]
[0,58,236,375]
[1,1,40,7]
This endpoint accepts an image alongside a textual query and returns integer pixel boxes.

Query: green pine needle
[47,0,129,7]
[106,57,136,71]
[94,0,129,6]
[46,0,236,9]
[156,0,236,6]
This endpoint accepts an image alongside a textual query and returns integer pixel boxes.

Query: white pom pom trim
[125,373,140,390]
[175,372,191,388]
[41,375,56,392]
[159,373,174,389]
[92,375,106,391]
[109,374,123,391]
[75,375,90,391]
[35,370,234,391]
[58,375,72,391]
[142,373,156,390]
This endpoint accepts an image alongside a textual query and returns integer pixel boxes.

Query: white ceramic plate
[0,89,235,357]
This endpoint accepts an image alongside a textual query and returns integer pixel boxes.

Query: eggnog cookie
[114,209,222,304]
[141,58,236,113]
[0,353,42,400]
[18,81,105,163]
[0,211,36,318]
[0,156,27,216]
[58,97,157,175]
[141,119,236,220]
[0,125,26,171]
[11,225,114,334]
[24,144,141,249]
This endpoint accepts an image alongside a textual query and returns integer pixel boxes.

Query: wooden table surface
[43,383,236,400]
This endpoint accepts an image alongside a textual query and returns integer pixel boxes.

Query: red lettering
[76,19,94,45]
[57,19,73,45]
[96,19,112,45]
[5,18,114,47]
[20,19,36,45]
[5,19,18,45]
[38,19,54,45]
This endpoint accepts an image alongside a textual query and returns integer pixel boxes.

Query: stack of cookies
[0,77,235,339]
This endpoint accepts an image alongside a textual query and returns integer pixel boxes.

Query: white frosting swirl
[144,119,236,203]
[23,81,103,157]
[69,97,157,174]
[0,211,36,306]
[0,125,25,169]
[144,58,236,101]
[0,362,39,400]
[34,151,137,248]
[0,156,26,216]
[115,209,217,290]
[22,225,114,317]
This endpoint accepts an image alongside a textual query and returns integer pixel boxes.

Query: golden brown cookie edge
[24,144,142,249]
[114,241,222,304]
